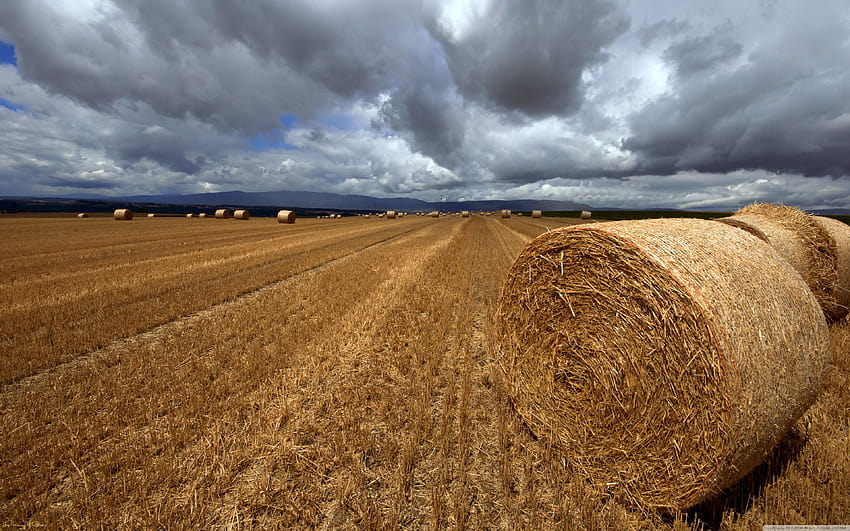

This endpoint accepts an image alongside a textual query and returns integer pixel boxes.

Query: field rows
[0,215,847,528]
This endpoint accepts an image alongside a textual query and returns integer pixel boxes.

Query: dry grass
[0,214,847,528]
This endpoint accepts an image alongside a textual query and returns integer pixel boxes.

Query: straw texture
[719,204,838,319]
[495,218,828,511]
[215,209,230,219]
[277,210,296,224]
[814,216,850,319]
[113,209,133,220]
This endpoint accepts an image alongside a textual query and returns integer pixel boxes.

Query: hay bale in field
[76,212,89,218]
[430,211,440,218]
[234,209,250,220]
[532,210,542,218]
[215,209,231,219]
[580,210,592,220]
[198,213,207,218]
[462,210,470,217]
[814,216,850,319]
[501,209,511,218]
[113,208,133,220]
[364,214,370,218]
[277,210,296,224]
[386,210,397,219]
[495,218,828,511]
[147,213,155,218]
[718,204,838,319]
[186,213,195,218]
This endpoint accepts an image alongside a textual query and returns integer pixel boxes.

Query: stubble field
[1,214,848,529]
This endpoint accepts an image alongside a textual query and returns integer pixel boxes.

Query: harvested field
[0,214,848,529]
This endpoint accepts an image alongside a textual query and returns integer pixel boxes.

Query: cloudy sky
[1,0,849,210]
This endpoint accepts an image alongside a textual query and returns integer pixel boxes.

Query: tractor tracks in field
[1,222,431,393]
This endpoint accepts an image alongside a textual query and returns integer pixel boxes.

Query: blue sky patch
[250,131,297,151]
[0,98,23,112]
[0,41,17,66]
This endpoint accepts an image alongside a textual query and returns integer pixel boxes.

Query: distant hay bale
[495,218,828,511]
[198,213,207,218]
[718,204,838,319]
[501,209,511,218]
[76,213,89,218]
[147,213,155,218]
[462,210,470,217]
[386,210,397,219]
[233,209,250,220]
[532,210,542,218]
[814,216,850,319]
[113,209,133,220]
[215,209,230,219]
[580,210,592,220]
[430,211,440,218]
[277,210,296,224]
[364,214,370,218]
[186,213,194,218]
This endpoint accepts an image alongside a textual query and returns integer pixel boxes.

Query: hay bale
[495,218,828,511]
[501,209,511,218]
[215,209,231,219]
[199,213,207,218]
[147,213,155,218]
[364,214,370,219]
[76,213,89,218]
[719,204,838,319]
[113,209,133,220]
[186,213,195,218]
[277,210,296,224]
[430,211,440,218]
[815,216,850,319]
[234,209,250,220]
[531,210,542,218]
[461,210,470,217]
[386,210,397,219]
[580,210,592,220]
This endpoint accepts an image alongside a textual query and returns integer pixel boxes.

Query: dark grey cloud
[636,18,690,47]
[429,0,630,117]
[624,4,850,180]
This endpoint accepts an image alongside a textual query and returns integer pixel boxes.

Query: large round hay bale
[580,210,592,220]
[113,209,133,220]
[386,210,397,219]
[277,210,296,224]
[814,216,850,319]
[461,210,470,217]
[718,204,838,319]
[501,209,511,218]
[233,209,250,220]
[76,212,89,218]
[495,218,828,511]
[531,210,542,218]
[430,211,440,218]
[215,209,230,219]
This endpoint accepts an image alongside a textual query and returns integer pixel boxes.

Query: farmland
[1,214,848,529]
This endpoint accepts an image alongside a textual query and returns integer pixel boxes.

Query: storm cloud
[0,0,849,210]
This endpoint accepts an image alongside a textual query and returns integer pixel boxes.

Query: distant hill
[116,189,593,212]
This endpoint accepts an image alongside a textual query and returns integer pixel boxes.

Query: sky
[1,0,849,210]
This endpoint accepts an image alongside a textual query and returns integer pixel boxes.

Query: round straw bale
[76,212,89,218]
[113,208,133,220]
[495,218,828,511]
[386,210,397,219]
[277,210,296,224]
[147,213,155,218]
[215,209,230,219]
[532,210,542,218]
[580,210,592,219]
[198,213,207,218]
[233,209,250,220]
[462,210,470,217]
[186,213,194,218]
[501,209,511,218]
[719,204,838,319]
[430,211,439,218]
[814,216,850,319]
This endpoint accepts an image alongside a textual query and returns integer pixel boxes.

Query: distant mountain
[117,189,593,212]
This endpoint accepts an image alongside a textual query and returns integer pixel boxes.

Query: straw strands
[719,204,839,319]
[277,210,296,224]
[814,216,850,319]
[215,209,230,219]
[113,209,133,220]
[234,209,250,220]
[495,218,829,511]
